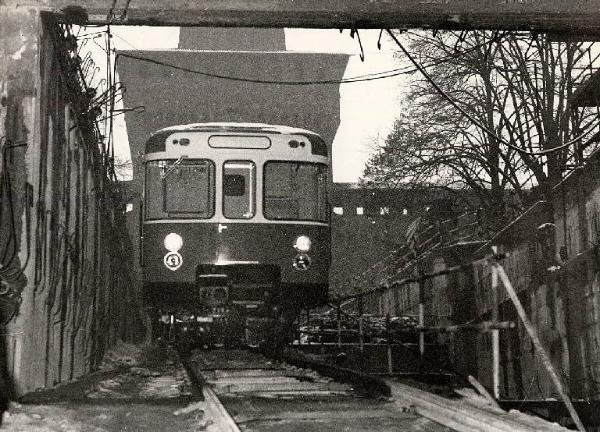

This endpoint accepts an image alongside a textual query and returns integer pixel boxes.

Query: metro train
[140,123,331,346]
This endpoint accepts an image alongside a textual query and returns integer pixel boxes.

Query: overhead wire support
[377,29,385,50]
[348,28,365,61]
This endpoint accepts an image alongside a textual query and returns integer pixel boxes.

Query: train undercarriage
[146,265,300,351]
[148,304,292,353]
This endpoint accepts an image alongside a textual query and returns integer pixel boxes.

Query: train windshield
[263,162,328,222]
[145,159,215,219]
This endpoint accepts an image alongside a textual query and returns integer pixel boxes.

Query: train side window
[223,161,255,219]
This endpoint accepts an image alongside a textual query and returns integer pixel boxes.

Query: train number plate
[163,251,183,271]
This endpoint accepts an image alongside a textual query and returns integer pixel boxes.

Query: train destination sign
[15,0,600,36]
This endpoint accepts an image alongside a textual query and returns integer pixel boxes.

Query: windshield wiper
[161,155,188,180]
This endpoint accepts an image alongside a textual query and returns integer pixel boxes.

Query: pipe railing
[317,248,586,431]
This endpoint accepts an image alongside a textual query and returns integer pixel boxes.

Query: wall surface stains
[357,151,600,400]
[1,8,143,395]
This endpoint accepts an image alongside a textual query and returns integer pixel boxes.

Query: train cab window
[224,175,245,196]
[264,162,327,222]
[145,159,214,219]
[223,161,255,219]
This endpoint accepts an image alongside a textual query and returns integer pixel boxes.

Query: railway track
[4,342,575,431]
[181,347,575,432]
[183,348,454,432]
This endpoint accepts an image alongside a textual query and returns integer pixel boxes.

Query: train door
[217,160,279,313]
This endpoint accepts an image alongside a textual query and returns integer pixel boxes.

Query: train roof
[150,122,322,137]
[144,123,328,156]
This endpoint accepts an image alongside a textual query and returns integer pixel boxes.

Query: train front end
[141,123,331,346]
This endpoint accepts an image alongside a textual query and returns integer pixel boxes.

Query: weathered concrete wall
[357,165,600,401]
[329,183,472,296]
[0,9,143,395]
[552,152,600,398]
[554,154,600,260]
[350,196,577,398]
[0,5,38,399]
[385,201,572,400]
[470,202,569,399]
[330,185,468,295]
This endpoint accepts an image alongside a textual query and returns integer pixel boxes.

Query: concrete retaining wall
[1,9,144,395]
[356,151,600,400]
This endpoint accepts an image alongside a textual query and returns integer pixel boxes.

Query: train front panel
[141,124,331,323]
[142,221,330,309]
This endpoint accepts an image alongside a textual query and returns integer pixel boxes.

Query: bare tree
[112,156,133,180]
[363,31,600,227]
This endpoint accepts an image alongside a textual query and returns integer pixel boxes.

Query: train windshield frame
[145,159,215,220]
[263,161,328,223]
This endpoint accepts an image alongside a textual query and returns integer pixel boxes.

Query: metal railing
[318,250,586,431]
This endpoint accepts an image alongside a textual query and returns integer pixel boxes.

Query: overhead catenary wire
[385,29,600,157]
[115,51,426,85]
[114,34,507,87]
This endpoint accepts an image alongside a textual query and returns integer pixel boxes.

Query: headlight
[164,233,183,252]
[294,235,311,252]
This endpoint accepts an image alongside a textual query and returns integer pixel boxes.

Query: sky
[91,27,406,182]
[286,29,406,182]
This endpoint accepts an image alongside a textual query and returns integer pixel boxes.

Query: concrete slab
[1,344,220,431]
[215,369,300,379]
[20,343,195,404]
[2,402,207,431]
[192,350,283,371]
[213,381,348,394]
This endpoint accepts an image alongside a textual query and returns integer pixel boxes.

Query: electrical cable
[31,22,133,370]
[116,51,416,85]
[114,35,507,87]
[0,139,28,271]
[386,29,600,157]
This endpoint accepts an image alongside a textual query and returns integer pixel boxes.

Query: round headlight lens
[164,233,183,252]
[294,235,311,253]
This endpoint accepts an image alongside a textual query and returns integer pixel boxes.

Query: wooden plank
[214,368,294,379]
[467,375,501,409]
[202,385,241,432]
[213,380,347,394]
[387,381,570,432]
[5,0,600,34]
[211,376,307,385]
[235,408,418,422]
